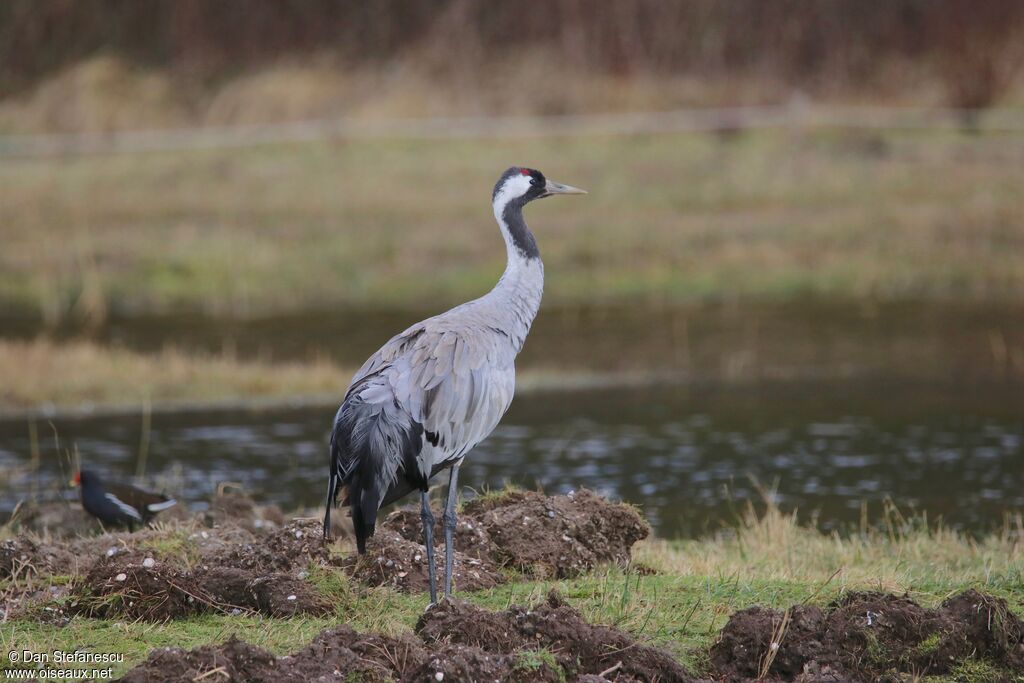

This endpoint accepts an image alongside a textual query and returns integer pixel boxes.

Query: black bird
[71,469,177,531]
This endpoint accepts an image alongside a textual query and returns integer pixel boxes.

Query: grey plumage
[324,166,585,602]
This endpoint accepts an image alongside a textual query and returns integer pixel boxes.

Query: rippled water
[2,381,1021,537]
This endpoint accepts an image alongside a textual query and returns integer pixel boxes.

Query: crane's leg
[442,465,460,597]
[420,491,438,604]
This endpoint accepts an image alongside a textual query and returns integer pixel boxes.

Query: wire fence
[1,103,1023,159]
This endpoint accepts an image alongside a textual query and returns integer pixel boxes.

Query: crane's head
[492,167,586,211]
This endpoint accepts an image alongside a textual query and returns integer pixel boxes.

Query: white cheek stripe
[492,174,534,222]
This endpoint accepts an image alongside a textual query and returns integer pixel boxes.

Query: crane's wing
[325,318,516,548]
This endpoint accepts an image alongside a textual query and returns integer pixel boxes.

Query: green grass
[2,128,1023,322]
[5,568,1021,679]
[3,502,1022,680]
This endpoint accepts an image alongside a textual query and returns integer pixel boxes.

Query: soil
[342,528,505,593]
[73,555,211,621]
[201,491,285,531]
[1,536,74,578]
[710,589,1024,681]
[117,637,284,683]
[11,489,1024,681]
[201,519,330,573]
[0,495,339,621]
[383,507,498,560]
[7,488,651,622]
[381,488,651,580]
[116,591,693,682]
[191,566,333,617]
[416,590,695,682]
[69,520,339,620]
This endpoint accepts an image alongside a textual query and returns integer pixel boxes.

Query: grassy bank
[0,339,353,412]
[4,499,1022,680]
[2,127,1024,323]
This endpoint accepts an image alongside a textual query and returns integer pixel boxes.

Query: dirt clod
[117,637,282,683]
[462,489,650,578]
[74,556,210,621]
[711,589,1024,681]
[207,519,329,573]
[710,605,825,679]
[377,488,650,584]
[203,492,284,532]
[191,566,332,617]
[343,529,504,593]
[1,536,75,579]
[416,590,695,682]
[118,592,696,682]
[941,589,1024,669]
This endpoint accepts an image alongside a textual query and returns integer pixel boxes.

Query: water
[5,300,1024,383]
[2,380,1021,537]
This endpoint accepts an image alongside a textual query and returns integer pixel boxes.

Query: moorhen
[71,469,177,531]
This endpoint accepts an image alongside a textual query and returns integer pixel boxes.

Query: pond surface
[2,379,1021,538]
[5,300,1024,384]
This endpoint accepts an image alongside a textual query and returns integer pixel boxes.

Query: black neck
[502,198,540,260]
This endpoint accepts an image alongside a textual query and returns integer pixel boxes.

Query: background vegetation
[1,0,1023,132]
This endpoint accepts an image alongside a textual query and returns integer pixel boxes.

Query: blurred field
[3,1,1023,128]
[0,339,352,411]
[2,126,1023,322]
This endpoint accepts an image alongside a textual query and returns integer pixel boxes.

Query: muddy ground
[118,591,697,683]
[2,488,648,622]
[711,590,1024,682]
[4,490,1024,681]
[108,587,1024,682]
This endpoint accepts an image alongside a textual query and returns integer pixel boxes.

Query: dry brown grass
[0,54,797,135]
[638,497,1024,596]
[0,339,353,411]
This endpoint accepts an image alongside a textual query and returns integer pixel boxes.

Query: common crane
[324,167,585,603]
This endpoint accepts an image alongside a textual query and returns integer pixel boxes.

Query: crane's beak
[543,180,587,197]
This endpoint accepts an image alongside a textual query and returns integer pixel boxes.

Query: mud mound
[941,589,1024,668]
[11,502,102,538]
[191,566,332,617]
[202,492,285,532]
[462,489,650,578]
[117,637,282,683]
[343,529,504,593]
[416,590,695,682]
[711,590,1024,681]
[384,507,498,559]
[378,489,650,582]
[414,643,565,682]
[249,573,333,617]
[187,524,258,561]
[823,591,960,674]
[1,536,74,578]
[206,520,328,573]
[73,556,211,621]
[118,593,696,682]
[710,605,826,679]
[289,625,427,680]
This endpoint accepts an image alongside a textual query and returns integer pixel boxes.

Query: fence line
[1,104,1023,159]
